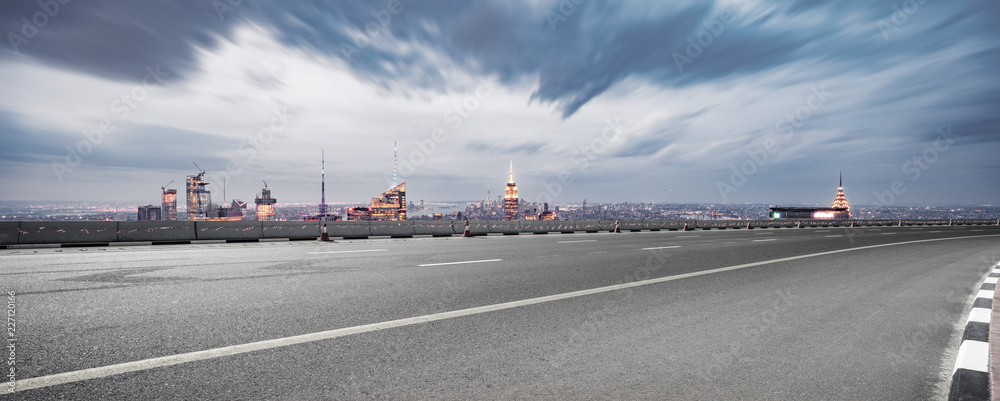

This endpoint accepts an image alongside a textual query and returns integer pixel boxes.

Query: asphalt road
[2,225,999,400]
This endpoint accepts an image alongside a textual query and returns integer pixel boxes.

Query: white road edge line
[557,240,598,244]
[13,234,1000,393]
[417,259,502,267]
[639,246,681,250]
[752,239,777,242]
[307,249,388,255]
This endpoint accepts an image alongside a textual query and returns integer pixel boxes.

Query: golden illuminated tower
[504,160,519,221]
[831,171,850,217]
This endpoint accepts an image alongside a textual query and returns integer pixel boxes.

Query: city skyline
[1,1,998,207]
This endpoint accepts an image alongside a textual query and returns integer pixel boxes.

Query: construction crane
[160,180,174,192]
[263,180,268,188]
[193,162,205,174]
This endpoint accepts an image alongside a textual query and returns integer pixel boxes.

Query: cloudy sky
[1,0,997,207]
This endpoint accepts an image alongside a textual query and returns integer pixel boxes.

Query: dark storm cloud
[4,0,999,122]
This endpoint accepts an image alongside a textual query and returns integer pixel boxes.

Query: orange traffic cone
[850,221,855,228]
[796,221,802,228]
[320,224,331,241]
[682,222,691,231]
[746,221,753,230]
[463,220,472,237]
[613,220,621,233]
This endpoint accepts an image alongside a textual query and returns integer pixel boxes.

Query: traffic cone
[463,220,472,237]
[850,221,855,228]
[613,220,621,233]
[948,219,953,226]
[320,224,331,241]
[796,221,802,228]
[746,221,753,230]
[682,222,691,231]
[898,220,903,227]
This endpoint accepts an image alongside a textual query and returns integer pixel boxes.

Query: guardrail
[0,219,997,247]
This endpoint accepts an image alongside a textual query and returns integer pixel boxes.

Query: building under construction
[255,182,277,221]
[186,168,211,221]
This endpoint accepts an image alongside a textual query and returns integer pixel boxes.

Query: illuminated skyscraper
[369,182,406,221]
[255,182,277,221]
[161,188,177,221]
[831,171,850,217]
[504,160,519,221]
[186,171,211,221]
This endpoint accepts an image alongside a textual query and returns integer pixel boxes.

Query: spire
[320,149,327,215]
[508,159,514,184]
[393,141,397,188]
[839,170,842,188]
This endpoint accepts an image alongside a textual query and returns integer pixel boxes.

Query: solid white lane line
[929,231,942,233]
[825,235,843,238]
[307,249,387,255]
[752,239,776,242]
[557,240,597,244]
[418,259,502,267]
[881,233,896,235]
[639,246,681,250]
[15,233,1000,392]
[589,251,607,254]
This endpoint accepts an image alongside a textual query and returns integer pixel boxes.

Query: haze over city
[1,0,998,206]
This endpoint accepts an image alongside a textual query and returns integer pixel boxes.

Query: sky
[0,0,997,207]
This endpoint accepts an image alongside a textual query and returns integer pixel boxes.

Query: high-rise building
[138,205,161,221]
[255,182,277,221]
[539,202,557,221]
[369,182,406,221]
[161,188,177,221]
[831,171,850,217]
[186,171,211,221]
[504,160,519,221]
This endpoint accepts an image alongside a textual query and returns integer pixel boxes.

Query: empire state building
[504,161,519,221]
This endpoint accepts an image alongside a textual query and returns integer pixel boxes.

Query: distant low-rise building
[138,205,161,221]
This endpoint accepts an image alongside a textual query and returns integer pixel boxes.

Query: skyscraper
[161,188,177,221]
[255,182,277,221]
[831,171,850,217]
[138,205,161,221]
[369,182,406,221]
[186,171,211,221]
[504,160,519,221]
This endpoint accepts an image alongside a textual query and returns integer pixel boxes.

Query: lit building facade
[138,205,161,221]
[255,184,277,221]
[161,189,177,221]
[347,207,371,221]
[186,172,211,221]
[504,161,519,221]
[539,202,557,221]
[369,182,406,221]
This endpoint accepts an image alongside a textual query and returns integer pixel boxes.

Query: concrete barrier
[486,220,520,234]
[369,221,415,237]
[0,222,20,245]
[326,221,372,238]
[117,221,196,242]
[195,221,263,241]
[412,221,456,236]
[519,220,573,233]
[262,221,320,240]
[573,220,602,232]
[18,221,118,244]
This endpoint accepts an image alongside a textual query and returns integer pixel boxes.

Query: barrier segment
[0,222,20,245]
[117,221,196,242]
[486,220,520,234]
[195,221,263,241]
[326,221,372,238]
[262,221,321,240]
[18,221,118,244]
[412,221,456,236]
[369,221,416,237]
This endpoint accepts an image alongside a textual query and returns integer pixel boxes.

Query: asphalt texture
[2,225,999,400]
